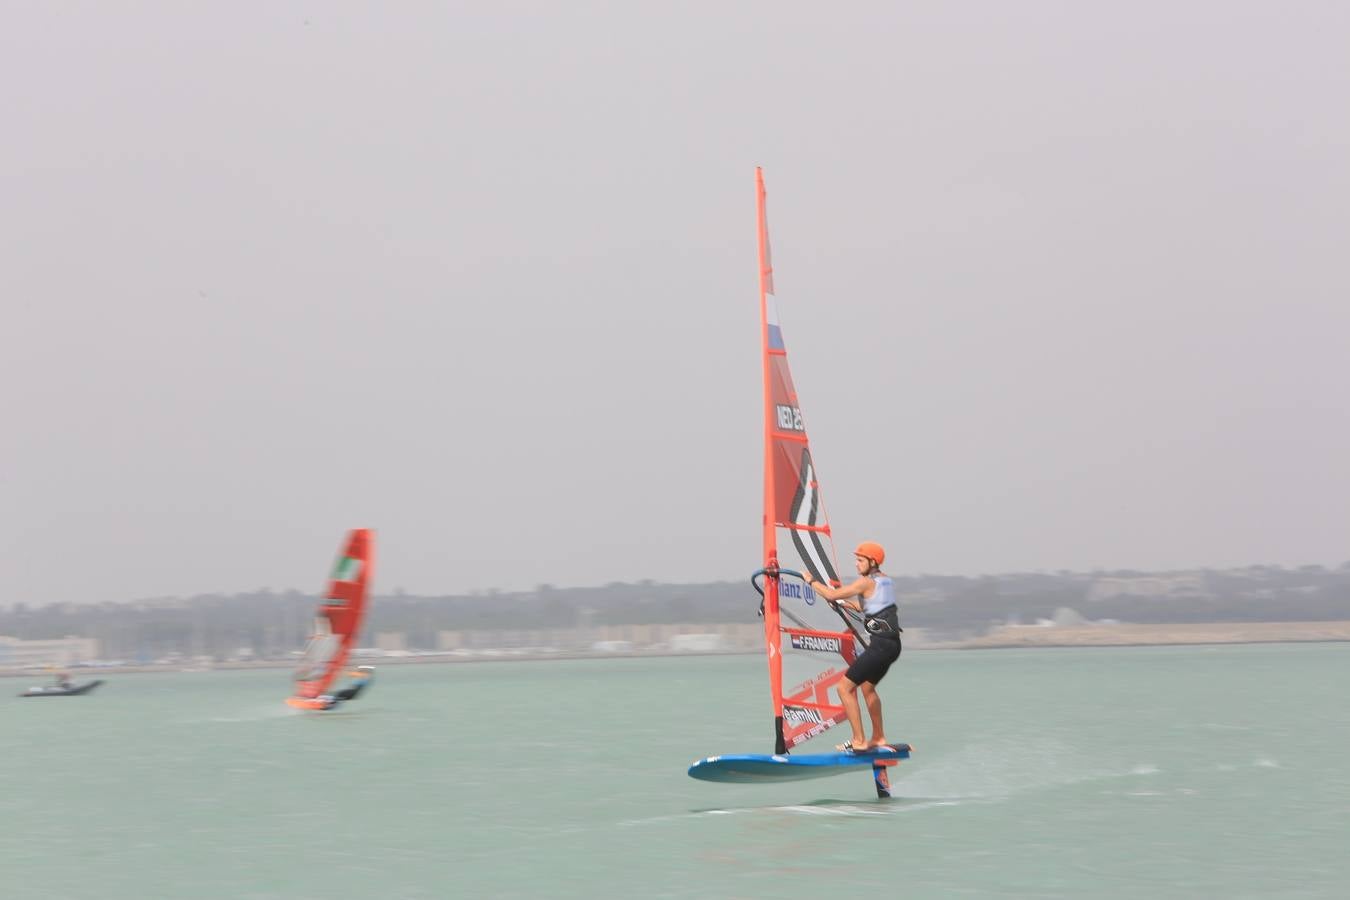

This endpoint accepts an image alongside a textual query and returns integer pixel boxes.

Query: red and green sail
[288,529,375,706]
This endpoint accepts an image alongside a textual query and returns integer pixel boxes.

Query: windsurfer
[317,667,374,709]
[286,529,375,711]
[802,541,902,752]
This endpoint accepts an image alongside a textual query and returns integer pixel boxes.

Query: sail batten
[780,523,832,535]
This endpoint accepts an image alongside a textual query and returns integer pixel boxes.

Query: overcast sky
[3,1,1348,605]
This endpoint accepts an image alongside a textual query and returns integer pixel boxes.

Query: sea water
[2,643,1346,898]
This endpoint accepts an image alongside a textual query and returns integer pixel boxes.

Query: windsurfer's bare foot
[868,738,890,750]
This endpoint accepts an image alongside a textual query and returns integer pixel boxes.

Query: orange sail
[286,529,375,710]
[756,169,865,753]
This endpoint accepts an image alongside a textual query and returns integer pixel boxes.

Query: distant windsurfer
[801,542,902,753]
[316,666,374,709]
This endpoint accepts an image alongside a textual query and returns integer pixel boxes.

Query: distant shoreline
[0,649,761,678]
[927,619,1350,650]
[4,620,1347,678]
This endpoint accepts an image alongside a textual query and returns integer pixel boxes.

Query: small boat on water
[19,679,104,697]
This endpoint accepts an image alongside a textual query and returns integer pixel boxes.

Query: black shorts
[845,633,901,686]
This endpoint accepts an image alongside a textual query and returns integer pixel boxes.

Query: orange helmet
[854,541,886,567]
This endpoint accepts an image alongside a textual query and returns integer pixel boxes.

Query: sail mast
[757,167,787,753]
[757,167,776,567]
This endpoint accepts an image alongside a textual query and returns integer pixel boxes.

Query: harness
[863,572,902,639]
[864,604,902,636]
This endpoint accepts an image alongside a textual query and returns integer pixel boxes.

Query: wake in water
[180,705,296,724]
[677,796,970,821]
[889,736,1134,803]
[180,704,385,724]
[621,801,899,826]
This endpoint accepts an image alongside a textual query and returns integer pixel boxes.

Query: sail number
[783,705,824,727]
[775,405,805,432]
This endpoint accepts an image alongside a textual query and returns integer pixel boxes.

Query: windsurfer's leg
[836,676,867,749]
[860,682,886,747]
[843,637,900,748]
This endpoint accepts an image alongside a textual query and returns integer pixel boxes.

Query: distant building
[1086,574,1210,602]
[0,634,100,667]
[1051,607,1087,626]
[669,633,729,652]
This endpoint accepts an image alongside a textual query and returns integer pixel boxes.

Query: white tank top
[864,575,896,616]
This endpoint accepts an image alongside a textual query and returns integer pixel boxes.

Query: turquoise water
[3,643,1347,898]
